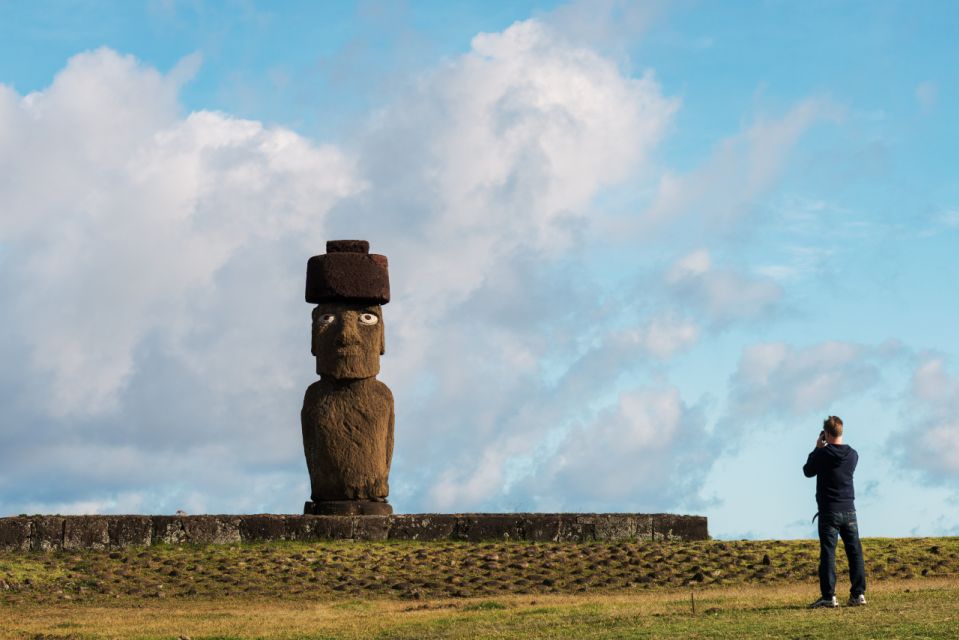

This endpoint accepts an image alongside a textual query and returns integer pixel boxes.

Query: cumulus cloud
[612,315,700,360]
[0,48,361,418]
[515,385,714,511]
[0,48,364,513]
[666,249,783,325]
[897,357,959,481]
[724,340,899,423]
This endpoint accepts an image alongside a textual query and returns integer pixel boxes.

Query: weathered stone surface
[521,514,564,542]
[557,516,596,542]
[651,513,708,541]
[30,516,65,551]
[352,515,390,541]
[279,515,323,541]
[239,515,292,541]
[0,513,707,551]
[0,517,31,551]
[186,516,242,545]
[302,371,394,502]
[306,240,390,305]
[633,514,656,540]
[307,515,354,540]
[64,516,110,550]
[454,514,528,541]
[389,514,458,541]
[305,500,393,516]
[577,514,642,541]
[108,516,153,547]
[152,516,189,545]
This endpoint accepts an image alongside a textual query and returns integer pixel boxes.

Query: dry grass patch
[3,578,959,639]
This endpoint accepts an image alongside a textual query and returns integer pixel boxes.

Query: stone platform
[0,513,707,551]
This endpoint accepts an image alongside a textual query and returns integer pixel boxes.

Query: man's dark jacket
[803,444,858,512]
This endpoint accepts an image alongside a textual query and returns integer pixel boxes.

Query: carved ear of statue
[311,306,320,357]
[378,314,385,356]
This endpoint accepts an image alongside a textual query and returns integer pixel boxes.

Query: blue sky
[1,0,957,540]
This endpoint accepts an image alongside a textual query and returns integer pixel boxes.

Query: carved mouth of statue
[335,346,363,356]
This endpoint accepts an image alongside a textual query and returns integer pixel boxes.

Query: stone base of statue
[303,500,394,516]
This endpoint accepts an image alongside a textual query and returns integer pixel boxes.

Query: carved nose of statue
[335,316,362,346]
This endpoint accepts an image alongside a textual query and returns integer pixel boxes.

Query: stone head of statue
[305,239,390,380]
[311,302,385,379]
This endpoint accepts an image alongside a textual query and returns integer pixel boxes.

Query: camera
[819,430,827,444]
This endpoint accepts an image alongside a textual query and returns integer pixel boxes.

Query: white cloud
[361,18,678,304]
[725,341,892,422]
[898,358,959,480]
[0,49,362,417]
[417,306,704,513]
[513,385,713,511]
[0,48,362,514]
[614,315,700,360]
[666,249,783,324]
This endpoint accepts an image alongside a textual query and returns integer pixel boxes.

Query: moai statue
[301,240,395,515]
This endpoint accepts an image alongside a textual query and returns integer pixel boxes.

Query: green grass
[3,537,956,604]
[0,556,65,587]
[1,537,957,638]
[4,579,958,639]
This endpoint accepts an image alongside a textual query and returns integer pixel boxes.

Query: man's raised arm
[803,434,825,477]
[803,450,819,477]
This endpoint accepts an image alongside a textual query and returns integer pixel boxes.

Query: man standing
[803,415,867,608]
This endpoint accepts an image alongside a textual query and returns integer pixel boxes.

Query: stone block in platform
[0,517,31,551]
[64,516,110,550]
[108,516,153,547]
[388,514,458,541]
[309,515,355,540]
[152,516,189,544]
[351,515,390,541]
[455,514,528,541]
[238,515,292,541]
[30,516,65,551]
[651,513,709,540]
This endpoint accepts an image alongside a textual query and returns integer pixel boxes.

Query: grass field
[2,537,958,639]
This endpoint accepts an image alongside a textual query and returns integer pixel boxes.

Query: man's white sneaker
[848,594,867,606]
[809,595,839,608]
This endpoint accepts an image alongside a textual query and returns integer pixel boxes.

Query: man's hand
[816,434,826,449]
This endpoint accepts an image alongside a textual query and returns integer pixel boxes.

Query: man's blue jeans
[818,510,867,598]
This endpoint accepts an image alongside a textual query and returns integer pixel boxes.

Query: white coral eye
[318,314,336,325]
[358,313,379,325]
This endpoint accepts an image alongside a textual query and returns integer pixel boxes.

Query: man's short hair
[823,415,844,438]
